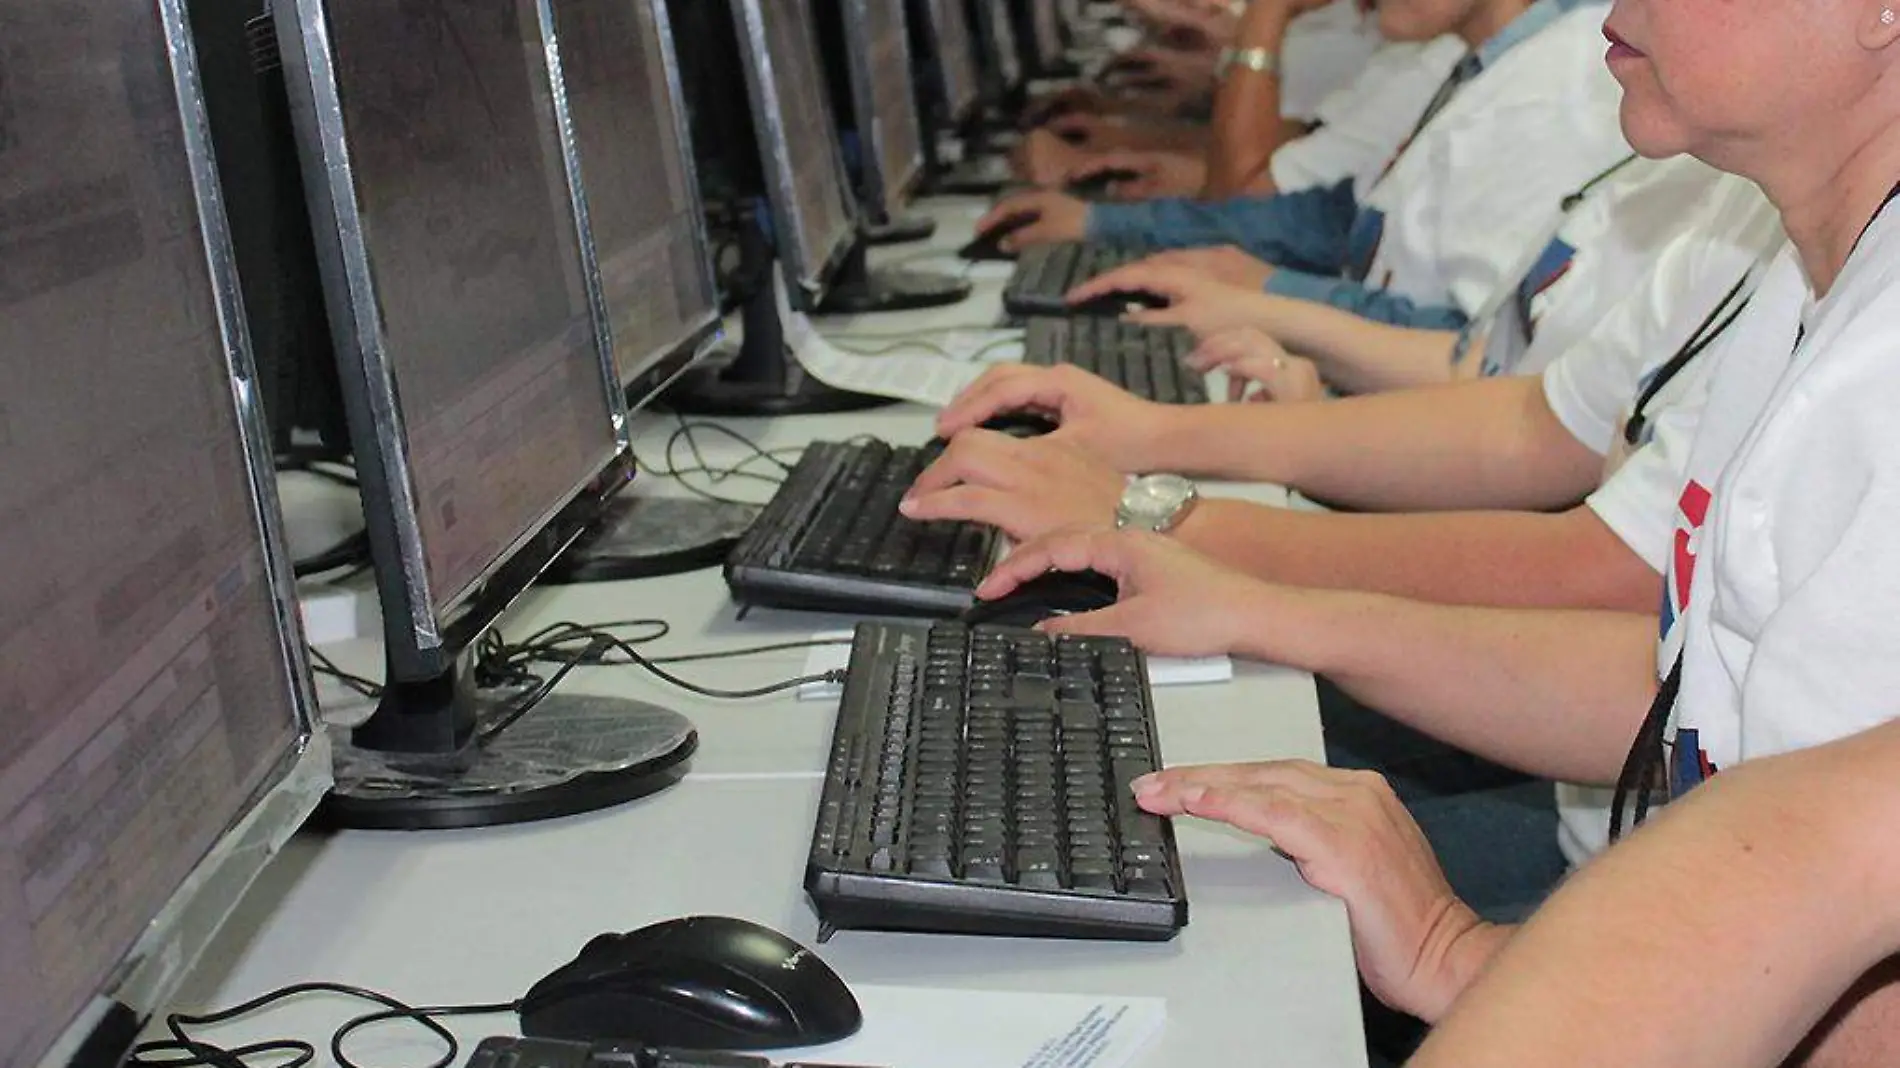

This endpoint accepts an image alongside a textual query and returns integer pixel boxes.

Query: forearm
[1175,500,1659,612]
[1088,120,1209,152]
[1235,586,1656,783]
[1203,3,1294,197]
[1413,725,1900,1068]
[1147,377,1603,510]
[1251,295,1463,393]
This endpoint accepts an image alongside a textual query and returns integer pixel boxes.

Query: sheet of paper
[799,630,1232,700]
[798,985,1166,1068]
[777,277,1005,406]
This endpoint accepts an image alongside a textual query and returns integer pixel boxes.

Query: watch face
[1123,474,1194,525]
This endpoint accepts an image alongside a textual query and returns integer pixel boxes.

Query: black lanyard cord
[1608,655,1683,842]
[1622,276,1754,447]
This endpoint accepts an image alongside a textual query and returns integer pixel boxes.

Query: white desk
[191,198,1368,1067]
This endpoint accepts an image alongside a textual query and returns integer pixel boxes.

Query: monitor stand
[863,212,937,245]
[321,653,697,830]
[816,240,971,315]
[540,494,759,583]
[665,232,897,417]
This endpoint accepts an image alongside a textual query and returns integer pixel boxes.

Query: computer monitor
[913,0,985,129]
[1014,0,1079,78]
[273,0,696,829]
[664,0,969,416]
[0,0,330,1065]
[550,0,722,408]
[536,0,762,583]
[188,0,350,464]
[970,0,1026,103]
[906,0,1016,195]
[826,0,936,246]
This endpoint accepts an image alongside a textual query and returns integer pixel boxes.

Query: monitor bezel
[918,0,983,125]
[272,0,637,683]
[26,1,331,1064]
[839,0,928,218]
[726,0,862,308]
[971,0,1024,94]
[543,0,726,413]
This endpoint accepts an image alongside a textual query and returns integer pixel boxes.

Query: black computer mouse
[1066,167,1143,199]
[979,411,1060,438]
[1066,289,1171,318]
[519,916,862,1052]
[961,569,1120,627]
[958,210,1040,262]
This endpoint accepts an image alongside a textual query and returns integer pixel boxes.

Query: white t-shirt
[1473,156,1730,379]
[1350,4,1630,318]
[1543,176,1783,574]
[1278,0,1387,122]
[1269,37,1465,194]
[1653,206,1900,825]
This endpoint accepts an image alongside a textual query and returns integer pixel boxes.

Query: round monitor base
[863,213,937,245]
[320,694,697,831]
[817,267,973,316]
[664,358,899,418]
[541,496,758,584]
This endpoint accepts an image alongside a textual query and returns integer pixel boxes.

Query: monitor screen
[975,0,1022,90]
[1030,0,1064,71]
[0,0,317,1064]
[309,0,622,620]
[730,0,859,296]
[918,0,982,121]
[551,0,719,403]
[843,0,927,215]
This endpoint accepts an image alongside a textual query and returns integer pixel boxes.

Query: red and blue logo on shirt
[1662,479,1712,640]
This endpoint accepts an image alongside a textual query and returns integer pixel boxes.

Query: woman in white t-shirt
[970,0,1900,1056]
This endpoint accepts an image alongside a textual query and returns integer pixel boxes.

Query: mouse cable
[126,981,521,1068]
[624,419,806,509]
[484,620,848,701]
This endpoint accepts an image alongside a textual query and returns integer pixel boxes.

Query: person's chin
[1616,98,1688,160]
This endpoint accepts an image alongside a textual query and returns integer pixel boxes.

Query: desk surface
[196,199,1368,1068]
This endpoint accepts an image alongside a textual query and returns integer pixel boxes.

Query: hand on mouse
[1067,260,1278,339]
[1067,150,1208,200]
[1187,329,1327,403]
[980,528,1266,657]
[1131,760,1505,1023]
[934,364,1181,473]
[1016,128,1092,186]
[900,430,1126,543]
[975,191,1090,252]
[1135,246,1277,291]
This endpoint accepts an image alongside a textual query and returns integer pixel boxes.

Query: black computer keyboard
[725,440,998,616]
[1003,241,1147,316]
[1024,318,1209,404]
[806,620,1187,941]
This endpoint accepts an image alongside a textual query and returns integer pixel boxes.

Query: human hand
[1136,246,1276,290]
[1045,110,1123,148]
[1133,761,1499,1021]
[974,190,1090,252]
[1020,85,1110,130]
[1187,328,1326,402]
[934,364,1177,472]
[1067,150,1209,200]
[1016,128,1091,186]
[1066,260,1274,338]
[1105,46,1219,95]
[977,528,1264,657]
[899,431,1127,543]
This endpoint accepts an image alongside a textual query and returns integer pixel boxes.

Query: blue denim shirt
[1084,0,1588,329]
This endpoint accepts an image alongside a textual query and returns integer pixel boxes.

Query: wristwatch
[1115,474,1200,533]
[1216,45,1280,80]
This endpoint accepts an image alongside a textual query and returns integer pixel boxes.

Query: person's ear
[1860,0,1900,51]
